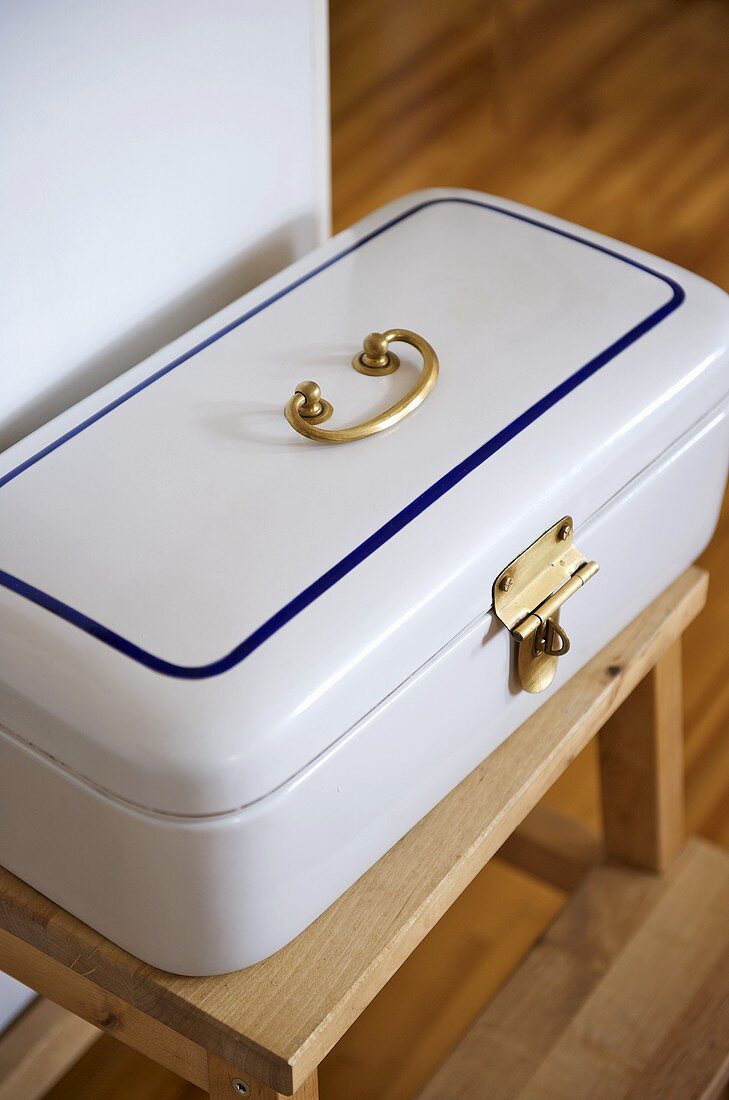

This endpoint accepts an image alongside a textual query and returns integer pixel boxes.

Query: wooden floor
[43,0,729,1095]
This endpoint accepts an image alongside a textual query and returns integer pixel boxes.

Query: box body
[0,190,727,973]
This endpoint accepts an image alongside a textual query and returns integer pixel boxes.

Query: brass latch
[492,517,599,694]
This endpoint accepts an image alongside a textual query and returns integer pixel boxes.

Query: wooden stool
[0,567,727,1100]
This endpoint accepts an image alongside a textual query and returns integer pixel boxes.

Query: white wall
[0,0,330,449]
[0,0,329,1024]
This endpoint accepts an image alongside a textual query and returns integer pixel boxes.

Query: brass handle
[285,329,439,444]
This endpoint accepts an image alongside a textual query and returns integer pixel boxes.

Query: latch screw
[499,574,514,592]
[558,523,572,541]
[231,1081,251,1097]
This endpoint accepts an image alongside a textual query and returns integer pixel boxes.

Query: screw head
[499,574,514,592]
[231,1080,251,1097]
[558,523,572,542]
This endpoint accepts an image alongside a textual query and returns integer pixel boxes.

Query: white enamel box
[1,189,728,975]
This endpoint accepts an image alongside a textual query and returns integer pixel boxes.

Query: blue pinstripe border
[0,198,685,678]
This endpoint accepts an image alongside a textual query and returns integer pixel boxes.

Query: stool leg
[207,1055,318,1100]
[598,639,684,872]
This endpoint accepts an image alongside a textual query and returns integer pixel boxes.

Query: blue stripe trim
[0,198,685,678]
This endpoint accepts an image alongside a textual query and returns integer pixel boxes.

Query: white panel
[0,190,727,817]
[0,404,726,973]
[0,0,330,449]
[0,971,35,1034]
[0,186,728,972]
[0,200,674,658]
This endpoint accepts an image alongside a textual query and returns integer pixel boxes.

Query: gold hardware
[290,381,333,425]
[493,516,599,694]
[285,329,439,444]
[352,332,401,376]
[535,617,571,657]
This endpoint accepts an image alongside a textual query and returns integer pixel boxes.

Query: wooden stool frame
[0,567,720,1099]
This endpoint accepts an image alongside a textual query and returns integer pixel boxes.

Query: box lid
[1,188,727,816]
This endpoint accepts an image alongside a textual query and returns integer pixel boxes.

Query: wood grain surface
[0,997,98,1100]
[326,0,729,1093]
[418,837,729,1100]
[599,639,685,871]
[207,1057,319,1100]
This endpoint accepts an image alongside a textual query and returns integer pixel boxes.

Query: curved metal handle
[285,329,439,444]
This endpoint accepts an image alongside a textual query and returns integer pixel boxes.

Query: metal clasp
[493,518,599,693]
[534,617,571,658]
